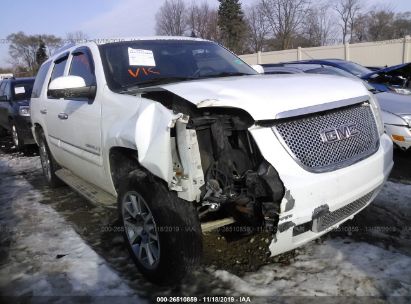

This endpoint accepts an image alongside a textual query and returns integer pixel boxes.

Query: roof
[77,36,209,46]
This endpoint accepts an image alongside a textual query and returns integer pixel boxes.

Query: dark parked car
[0,77,35,149]
[284,59,411,95]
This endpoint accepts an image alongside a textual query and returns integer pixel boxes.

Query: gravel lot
[0,136,410,303]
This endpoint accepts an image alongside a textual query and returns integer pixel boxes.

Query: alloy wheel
[122,191,160,269]
[12,125,19,147]
[39,140,52,181]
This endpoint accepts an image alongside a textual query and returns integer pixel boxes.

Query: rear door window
[49,56,68,84]
[48,56,68,98]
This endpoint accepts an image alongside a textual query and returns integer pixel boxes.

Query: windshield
[99,40,257,92]
[12,81,34,101]
[333,61,373,77]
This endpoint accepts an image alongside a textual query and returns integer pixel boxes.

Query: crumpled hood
[362,63,411,80]
[160,74,370,120]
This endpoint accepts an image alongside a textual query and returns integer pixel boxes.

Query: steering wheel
[192,67,217,78]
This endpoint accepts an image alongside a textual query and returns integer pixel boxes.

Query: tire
[11,123,24,151]
[0,126,7,137]
[38,130,63,188]
[118,170,203,285]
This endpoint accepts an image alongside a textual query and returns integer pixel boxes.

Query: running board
[201,218,235,233]
[55,169,117,209]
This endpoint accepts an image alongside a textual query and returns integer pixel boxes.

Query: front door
[45,47,104,188]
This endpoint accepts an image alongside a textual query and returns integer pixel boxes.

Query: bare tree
[393,12,411,38]
[66,31,89,44]
[155,0,187,36]
[246,2,270,52]
[260,0,310,50]
[351,13,369,42]
[186,1,219,40]
[334,0,361,44]
[303,2,337,46]
[205,9,220,42]
[367,9,395,41]
[7,32,62,75]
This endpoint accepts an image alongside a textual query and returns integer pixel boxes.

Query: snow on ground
[0,155,142,301]
[0,146,411,302]
[214,239,411,297]
[212,181,411,298]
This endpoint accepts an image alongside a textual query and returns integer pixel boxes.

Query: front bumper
[250,127,393,256]
[385,124,411,150]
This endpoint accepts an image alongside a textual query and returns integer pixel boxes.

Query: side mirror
[48,75,96,100]
[0,95,8,102]
[251,64,265,74]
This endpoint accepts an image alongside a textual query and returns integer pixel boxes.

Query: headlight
[369,94,384,136]
[400,114,411,127]
[19,106,30,116]
[389,86,411,95]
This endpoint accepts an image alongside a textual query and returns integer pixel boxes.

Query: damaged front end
[140,90,286,234]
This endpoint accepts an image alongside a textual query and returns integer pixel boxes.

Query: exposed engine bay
[142,90,285,232]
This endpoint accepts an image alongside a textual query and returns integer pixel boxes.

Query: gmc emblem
[320,123,360,143]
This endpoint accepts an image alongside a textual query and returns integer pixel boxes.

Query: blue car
[0,77,36,150]
[284,59,411,95]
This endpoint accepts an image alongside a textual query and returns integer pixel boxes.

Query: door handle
[40,109,47,115]
[58,113,68,120]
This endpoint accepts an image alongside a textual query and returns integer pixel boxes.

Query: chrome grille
[313,190,375,232]
[273,103,379,172]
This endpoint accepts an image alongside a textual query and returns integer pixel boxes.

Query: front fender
[105,98,180,184]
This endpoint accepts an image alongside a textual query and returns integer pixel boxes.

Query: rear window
[32,61,51,98]
[12,81,34,101]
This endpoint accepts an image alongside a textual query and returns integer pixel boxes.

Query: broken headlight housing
[18,106,30,117]
[369,94,384,136]
[389,86,411,95]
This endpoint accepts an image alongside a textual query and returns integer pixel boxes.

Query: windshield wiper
[199,72,253,79]
[118,76,197,94]
[138,76,197,87]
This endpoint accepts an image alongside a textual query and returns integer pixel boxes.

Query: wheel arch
[33,123,44,145]
[109,146,141,191]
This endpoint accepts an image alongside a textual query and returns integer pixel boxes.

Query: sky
[1,0,411,67]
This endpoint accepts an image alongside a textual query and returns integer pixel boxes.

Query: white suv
[30,37,393,284]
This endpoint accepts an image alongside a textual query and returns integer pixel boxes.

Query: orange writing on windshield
[128,67,160,78]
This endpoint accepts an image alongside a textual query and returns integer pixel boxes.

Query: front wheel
[118,170,203,285]
[11,123,23,150]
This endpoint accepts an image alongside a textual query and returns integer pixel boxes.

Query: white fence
[240,36,411,67]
